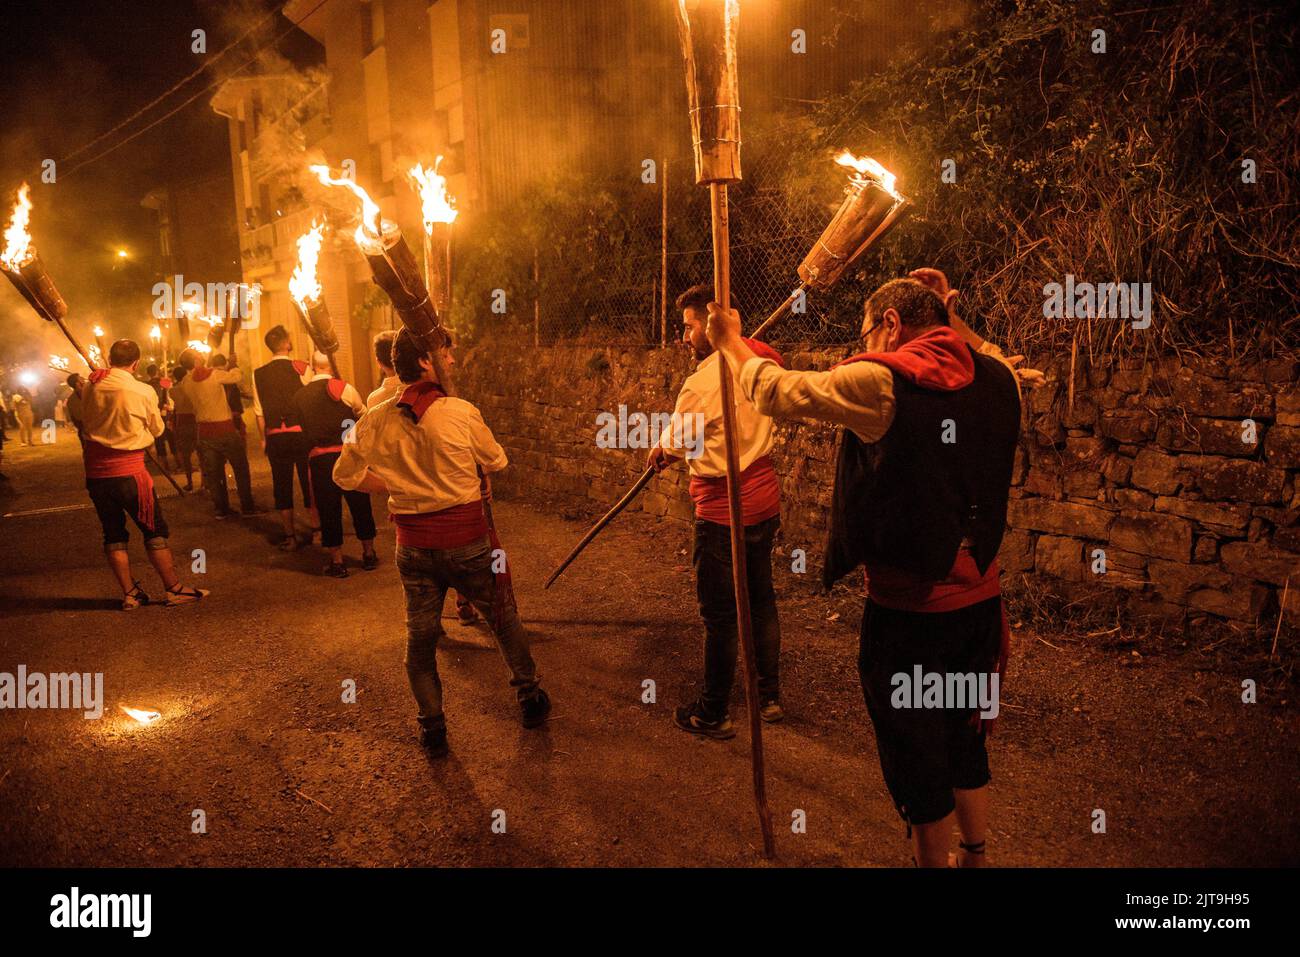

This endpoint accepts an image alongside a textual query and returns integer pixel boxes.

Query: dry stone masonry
[460,344,1300,627]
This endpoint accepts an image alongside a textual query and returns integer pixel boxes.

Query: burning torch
[311,164,454,391]
[0,184,92,366]
[289,221,340,377]
[408,157,459,316]
[750,151,911,340]
[0,185,184,494]
[676,0,775,859]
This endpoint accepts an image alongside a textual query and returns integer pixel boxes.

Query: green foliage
[796,0,1299,358]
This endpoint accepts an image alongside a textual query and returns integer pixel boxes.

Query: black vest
[253,359,306,431]
[822,349,1020,587]
[291,379,354,450]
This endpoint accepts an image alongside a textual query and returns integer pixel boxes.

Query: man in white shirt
[177,347,259,517]
[647,284,787,740]
[334,329,549,755]
[81,339,209,610]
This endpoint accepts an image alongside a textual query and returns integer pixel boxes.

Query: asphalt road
[1,426,1296,866]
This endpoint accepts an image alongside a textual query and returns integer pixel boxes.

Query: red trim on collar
[834,325,974,391]
[396,381,448,423]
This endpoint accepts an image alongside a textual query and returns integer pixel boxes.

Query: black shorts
[858,595,1003,826]
[87,475,168,548]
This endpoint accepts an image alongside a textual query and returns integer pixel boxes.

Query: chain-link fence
[448,129,875,350]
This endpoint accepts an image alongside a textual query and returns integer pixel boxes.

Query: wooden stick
[749,282,808,341]
[544,466,657,589]
[710,182,775,860]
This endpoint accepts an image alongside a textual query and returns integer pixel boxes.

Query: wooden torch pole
[710,183,775,860]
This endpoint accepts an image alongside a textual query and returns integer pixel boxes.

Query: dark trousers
[693,515,782,718]
[308,452,375,548]
[197,429,254,513]
[266,432,312,511]
[396,538,539,719]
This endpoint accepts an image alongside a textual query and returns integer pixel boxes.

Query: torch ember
[119,704,161,725]
[310,165,383,245]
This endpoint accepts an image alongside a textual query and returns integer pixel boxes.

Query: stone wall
[460,344,1300,625]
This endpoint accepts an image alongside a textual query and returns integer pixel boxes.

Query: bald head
[311,351,333,374]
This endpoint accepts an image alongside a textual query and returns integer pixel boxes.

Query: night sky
[0,0,316,359]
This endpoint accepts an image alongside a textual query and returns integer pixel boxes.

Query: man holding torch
[706,269,1031,868]
[252,324,315,551]
[80,339,209,610]
[333,328,550,755]
[648,283,788,739]
[288,351,376,578]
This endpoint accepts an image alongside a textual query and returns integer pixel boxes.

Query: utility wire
[56,0,332,181]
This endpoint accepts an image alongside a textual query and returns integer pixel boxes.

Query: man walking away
[177,348,258,518]
[334,329,550,755]
[80,339,209,609]
[252,325,315,551]
[289,351,377,577]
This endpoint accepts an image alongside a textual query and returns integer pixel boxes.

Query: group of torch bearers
[0,0,1047,865]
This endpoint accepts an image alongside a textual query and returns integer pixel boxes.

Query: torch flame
[50,354,69,371]
[93,325,105,337]
[1,183,33,271]
[149,324,161,340]
[119,704,161,725]
[186,339,212,355]
[310,165,383,242]
[88,344,103,366]
[408,157,458,232]
[834,151,901,200]
[289,221,326,310]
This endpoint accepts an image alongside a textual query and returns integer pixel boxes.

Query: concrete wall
[459,343,1300,626]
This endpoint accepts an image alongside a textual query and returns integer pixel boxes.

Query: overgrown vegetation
[451,0,1297,359]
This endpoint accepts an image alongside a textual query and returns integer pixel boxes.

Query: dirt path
[1,430,1296,866]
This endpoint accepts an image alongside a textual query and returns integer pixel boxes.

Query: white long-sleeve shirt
[333,390,508,515]
[80,368,165,450]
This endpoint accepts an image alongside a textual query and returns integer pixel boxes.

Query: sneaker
[520,688,551,728]
[418,716,448,757]
[324,562,348,579]
[214,509,235,521]
[164,583,209,606]
[277,535,298,552]
[361,551,379,571]
[121,583,150,611]
[674,700,736,740]
[759,698,785,723]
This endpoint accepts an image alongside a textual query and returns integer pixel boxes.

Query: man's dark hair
[865,278,949,330]
[66,373,82,389]
[264,324,291,352]
[146,364,158,377]
[675,283,713,313]
[108,339,141,368]
[392,328,452,384]
[373,330,397,370]
[178,349,198,371]
[211,353,228,368]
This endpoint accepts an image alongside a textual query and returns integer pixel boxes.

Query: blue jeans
[396,537,539,720]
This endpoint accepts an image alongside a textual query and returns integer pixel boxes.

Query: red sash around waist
[689,454,781,527]
[392,501,489,549]
[82,441,156,531]
[267,425,303,435]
